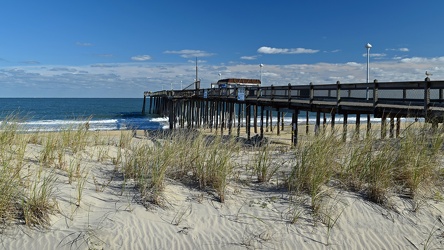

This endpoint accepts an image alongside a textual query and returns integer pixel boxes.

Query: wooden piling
[343,113,348,142]
[237,103,242,137]
[315,111,321,135]
[355,114,361,138]
[389,117,395,138]
[260,106,264,138]
[254,105,258,134]
[246,105,251,140]
[292,111,298,146]
[381,114,387,139]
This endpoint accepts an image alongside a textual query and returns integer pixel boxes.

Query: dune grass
[283,123,444,227]
[288,130,344,213]
[1,112,444,235]
[120,131,240,205]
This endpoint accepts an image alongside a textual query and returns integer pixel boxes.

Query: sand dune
[1,129,444,250]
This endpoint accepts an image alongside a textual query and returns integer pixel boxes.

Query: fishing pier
[142,78,444,145]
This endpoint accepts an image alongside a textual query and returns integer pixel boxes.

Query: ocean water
[0,98,167,132]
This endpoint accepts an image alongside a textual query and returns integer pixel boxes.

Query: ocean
[0,98,167,132]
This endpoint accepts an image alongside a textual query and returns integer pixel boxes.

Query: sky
[1,0,444,97]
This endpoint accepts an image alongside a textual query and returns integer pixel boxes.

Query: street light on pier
[365,43,372,83]
[365,43,372,100]
[259,64,264,83]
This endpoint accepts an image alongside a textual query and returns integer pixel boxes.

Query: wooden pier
[142,78,444,145]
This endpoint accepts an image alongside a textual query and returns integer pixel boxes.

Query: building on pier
[211,78,261,89]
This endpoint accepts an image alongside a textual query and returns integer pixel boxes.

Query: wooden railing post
[309,82,314,104]
[271,85,275,101]
[424,77,431,118]
[288,83,292,103]
[373,79,379,109]
[336,81,341,106]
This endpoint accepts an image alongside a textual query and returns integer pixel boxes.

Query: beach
[1,124,444,250]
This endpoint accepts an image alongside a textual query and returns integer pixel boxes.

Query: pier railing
[145,78,444,118]
[143,78,444,144]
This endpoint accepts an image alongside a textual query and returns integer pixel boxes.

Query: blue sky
[1,0,444,97]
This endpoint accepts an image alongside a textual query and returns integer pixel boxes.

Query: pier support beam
[343,113,348,142]
[281,112,285,131]
[355,114,361,139]
[366,114,371,136]
[142,95,147,115]
[246,105,251,140]
[292,111,299,146]
[389,117,395,138]
[381,114,387,139]
[237,103,242,137]
[260,106,264,138]
[254,105,258,134]
[315,111,321,135]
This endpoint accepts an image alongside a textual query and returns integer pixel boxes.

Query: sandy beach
[1,125,444,250]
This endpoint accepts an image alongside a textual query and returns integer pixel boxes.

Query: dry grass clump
[251,143,281,183]
[0,162,23,230]
[285,124,444,217]
[287,131,344,213]
[393,127,444,198]
[0,116,97,229]
[121,130,240,205]
[22,173,58,227]
[0,118,58,229]
[338,125,444,205]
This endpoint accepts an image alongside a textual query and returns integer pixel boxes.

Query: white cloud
[257,46,319,54]
[164,49,215,58]
[131,55,152,61]
[362,53,387,58]
[387,47,410,52]
[345,62,360,66]
[240,55,259,60]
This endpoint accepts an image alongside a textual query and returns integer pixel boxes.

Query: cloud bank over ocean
[1,56,443,97]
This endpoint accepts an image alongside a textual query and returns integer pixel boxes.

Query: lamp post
[365,43,372,128]
[365,43,372,100]
[259,64,264,83]
[365,43,372,83]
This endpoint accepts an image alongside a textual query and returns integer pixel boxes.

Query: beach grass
[0,114,443,243]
